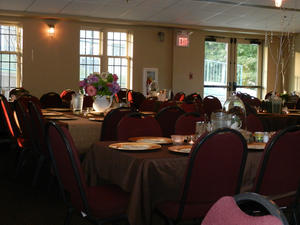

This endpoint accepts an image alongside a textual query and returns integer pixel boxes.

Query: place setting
[109,142,161,151]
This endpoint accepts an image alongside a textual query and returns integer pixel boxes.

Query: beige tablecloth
[82,142,263,225]
[61,117,102,154]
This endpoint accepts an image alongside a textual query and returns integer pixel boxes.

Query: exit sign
[176,32,189,47]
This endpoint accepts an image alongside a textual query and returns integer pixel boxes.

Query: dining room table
[81,139,265,225]
[43,108,104,154]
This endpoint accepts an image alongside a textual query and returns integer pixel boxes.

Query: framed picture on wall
[143,68,158,96]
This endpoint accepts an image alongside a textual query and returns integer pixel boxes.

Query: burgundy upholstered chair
[156,128,248,225]
[175,112,205,135]
[28,101,48,186]
[101,107,132,141]
[46,121,129,225]
[202,192,288,225]
[139,98,157,112]
[180,102,197,113]
[252,125,300,224]
[155,105,185,137]
[60,89,75,108]
[18,94,42,111]
[117,112,162,141]
[173,92,185,101]
[246,113,264,132]
[40,92,63,108]
[203,95,222,119]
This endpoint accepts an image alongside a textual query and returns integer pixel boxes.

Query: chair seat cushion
[86,184,129,219]
[156,200,213,220]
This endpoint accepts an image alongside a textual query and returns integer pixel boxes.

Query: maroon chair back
[0,94,21,141]
[156,106,185,137]
[14,100,34,146]
[60,89,75,108]
[156,128,248,222]
[139,99,157,112]
[46,121,89,212]
[175,112,205,135]
[117,113,162,141]
[157,100,177,112]
[185,93,202,104]
[17,94,42,111]
[28,101,47,155]
[203,95,222,118]
[246,113,264,132]
[174,92,185,101]
[131,91,146,110]
[40,92,63,108]
[253,125,300,207]
[117,88,128,103]
[180,102,197,113]
[101,107,132,141]
[83,95,93,108]
[202,193,287,225]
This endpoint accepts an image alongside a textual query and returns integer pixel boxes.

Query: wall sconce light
[274,0,283,7]
[158,32,165,42]
[48,24,55,37]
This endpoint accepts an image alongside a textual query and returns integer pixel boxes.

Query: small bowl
[171,135,185,145]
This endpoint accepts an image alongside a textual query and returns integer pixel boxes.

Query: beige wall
[0,15,286,99]
[172,31,204,96]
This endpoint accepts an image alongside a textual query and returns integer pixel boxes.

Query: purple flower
[79,80,86,87]
[87,74,99,84]
[112,74,118,82]
[108,82,120,94]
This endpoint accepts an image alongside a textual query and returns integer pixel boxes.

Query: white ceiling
[1,0,300,32]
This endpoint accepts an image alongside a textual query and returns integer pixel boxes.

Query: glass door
[204,37,262,104]
[204,38,231,105]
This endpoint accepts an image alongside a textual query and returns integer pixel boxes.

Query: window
[79,30,102,80]
[79,29,133,89]
[0,24,23,96]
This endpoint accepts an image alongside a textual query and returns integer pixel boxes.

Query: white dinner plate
[46,116,77,120]
[88,117,104,122]
[43,112,64,116]
[109,142,161,151]
[128,136,172,144]
[46,108,71,112]
[168,145,192,154]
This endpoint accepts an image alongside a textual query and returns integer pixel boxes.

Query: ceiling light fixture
[275,0,283,7]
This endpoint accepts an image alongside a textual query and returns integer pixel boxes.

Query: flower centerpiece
[79,72,120,112]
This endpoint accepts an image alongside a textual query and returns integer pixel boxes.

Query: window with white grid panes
[107,31,133,89]
[0,24,23,96]
[79,29,102,80]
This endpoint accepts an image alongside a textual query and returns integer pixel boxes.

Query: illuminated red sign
[176,33,189,47]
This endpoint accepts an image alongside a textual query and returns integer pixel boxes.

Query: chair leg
[32,155,45,187]
[64,207,74,225]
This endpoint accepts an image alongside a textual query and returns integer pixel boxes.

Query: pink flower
[112,74,118,82]
[85,85,97,96]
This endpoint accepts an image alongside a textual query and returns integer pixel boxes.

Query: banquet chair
[203,95,222,119]
[9,87,29,101]
[100,107,132,141]
[156,128,248,225]
[252,125,300,225]
[180,102,197,113]
[40,92,63,108]
[173,92,185,101]
[202,192,289,225]
[139,98,157,112]
[155,106,185,137]
[117,112,162,141]
[175,112,205,135]
[14,99,38,176]
[46,121,129,225]
[184,93,202,104]
[245,113,264,132]
[60,89,75,108]
[130,91,146,111]
[28,101,49,186]
[17,94,42,111]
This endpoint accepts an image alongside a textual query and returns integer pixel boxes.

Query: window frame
[0,23,23,95]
